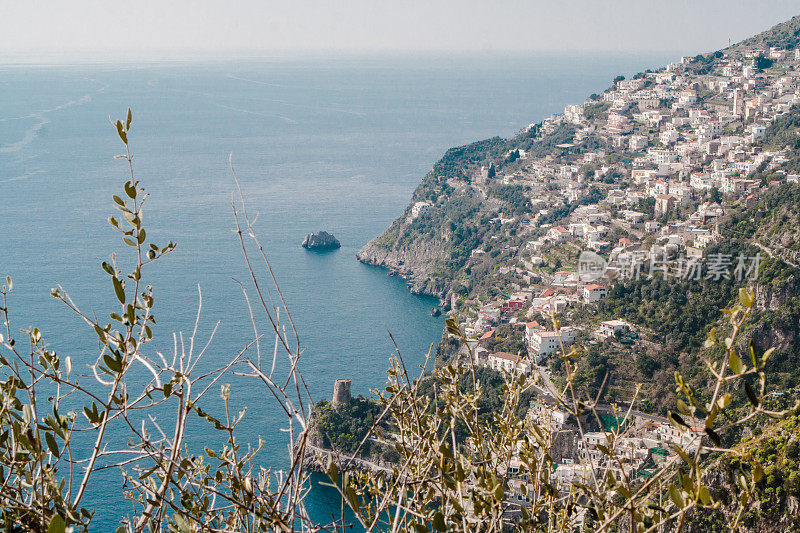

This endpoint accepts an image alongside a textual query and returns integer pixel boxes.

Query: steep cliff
[357,229,452,296]
[723,184,800,387]
[356,125,570,298]
[357,138,506,298]
[687,411,800,532]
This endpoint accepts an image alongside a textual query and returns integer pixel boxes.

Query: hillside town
[449,45,800,360]
[431,44,800,508]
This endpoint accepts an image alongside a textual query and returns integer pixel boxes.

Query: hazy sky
[3,1,800,61]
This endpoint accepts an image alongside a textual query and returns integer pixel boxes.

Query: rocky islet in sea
[302,231,341,250]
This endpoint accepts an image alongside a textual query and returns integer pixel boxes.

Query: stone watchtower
[331,379,351,408]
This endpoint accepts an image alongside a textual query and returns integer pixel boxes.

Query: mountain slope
[728,14,800,52]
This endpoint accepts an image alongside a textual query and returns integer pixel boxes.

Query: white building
[528,331,561,357]
[583,284,608,303]
[564,104,584,125]
[660,130,680,145]
[621,210,645,223]
[648,149,679,165]
[607,113,633,135]
[487,352,531,375]
[553,463,593,488]
[478,304,501,324]
[698,201,724,219]
[678,89,698,106]
[547,226,569,242]
[525,321,545,343]
[690,172,716,190]
[407,201,432,222]
[748,124,766,140]
[598,319,631,338]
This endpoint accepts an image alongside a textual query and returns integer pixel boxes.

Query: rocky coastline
[300,442,394,476]
[356,239,449,300]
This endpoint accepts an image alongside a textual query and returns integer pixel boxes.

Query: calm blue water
[0,52,672,528]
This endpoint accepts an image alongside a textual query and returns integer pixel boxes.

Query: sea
[0,52,673,529]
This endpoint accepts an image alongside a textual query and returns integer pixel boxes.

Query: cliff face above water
[357,234,450,297]
[357,139,502,298]
[356,176,508,300]
[356,134,541,300]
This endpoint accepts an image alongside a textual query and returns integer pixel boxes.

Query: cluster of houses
[558,48,800,202]
[502,395,704,515]
[439,46,800,517]
[452,45,800,370]
[465,318,581,372]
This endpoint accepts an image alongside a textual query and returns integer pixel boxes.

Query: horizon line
[0,47,696,67]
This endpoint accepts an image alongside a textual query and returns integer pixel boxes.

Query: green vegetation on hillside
[310,397,385,456]
[431,137,507,181]
[723,183,800,266]
[690,409,800,531]
[518,123,577,157]
[590,235,800,413]
[487,183,531,216]
[730,14,800,51]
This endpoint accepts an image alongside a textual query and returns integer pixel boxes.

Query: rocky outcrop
[755,275,799,311]
[357,235,450,298]
[687,455,800,531]
[301,443,393,475]
[302,231,341,251]
[748,276,800,354]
